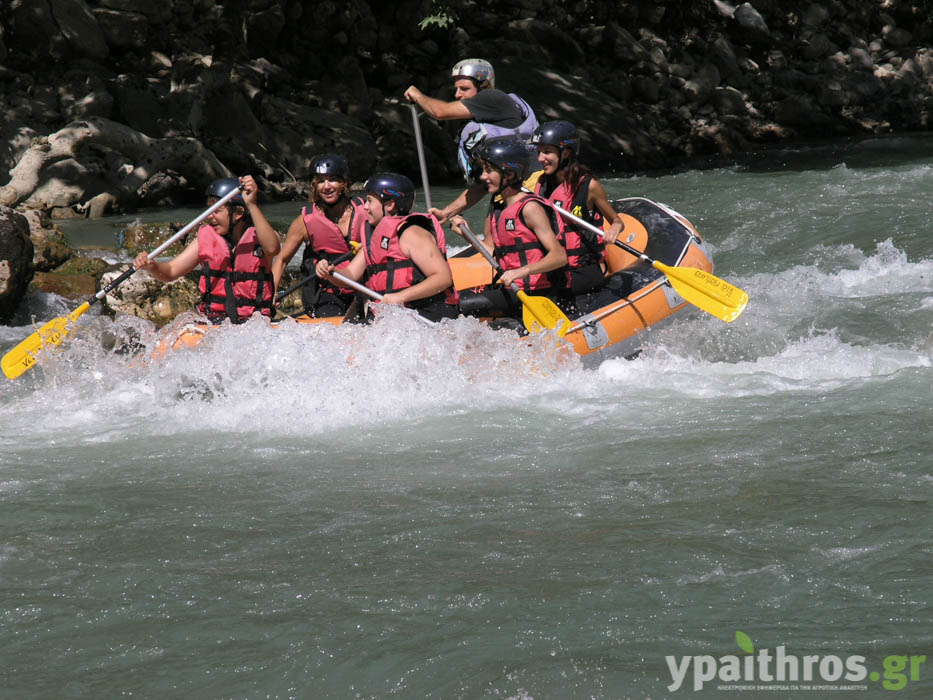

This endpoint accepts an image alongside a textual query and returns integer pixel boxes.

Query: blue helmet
[476,136,529,184]
[205,177,244,205]
[532,120,580,155]
[364,172,415,215]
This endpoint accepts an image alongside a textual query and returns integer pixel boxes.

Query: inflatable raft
[154,198,714,365]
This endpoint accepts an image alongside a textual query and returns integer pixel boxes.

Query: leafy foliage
[419,0,459,30]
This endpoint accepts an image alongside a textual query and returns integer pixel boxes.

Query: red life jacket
[534,175,606,268]
[298,196,367,296]
[489,194,570,291]
[362,213,459,306]
[197,224,274,322]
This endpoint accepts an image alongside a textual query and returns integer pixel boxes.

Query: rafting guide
[665,631,926,692]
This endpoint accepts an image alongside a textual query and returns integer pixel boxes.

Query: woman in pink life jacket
[314,172,459,323]
[133,175,281,324]
[271,154,368,318]
[532,120,625,297]
[453,136,569,326]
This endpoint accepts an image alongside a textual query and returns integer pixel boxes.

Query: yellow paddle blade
[654,261,748,322]
[2,302,91,379]
[517,290,571,337]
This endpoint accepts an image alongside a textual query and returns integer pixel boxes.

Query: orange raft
[156,198,713,364]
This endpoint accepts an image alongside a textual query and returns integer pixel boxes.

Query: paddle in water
[554,204,748,323]
[456,221,570,336]
[2,186,243,380]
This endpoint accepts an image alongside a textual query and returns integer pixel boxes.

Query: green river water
[1,135,932,698]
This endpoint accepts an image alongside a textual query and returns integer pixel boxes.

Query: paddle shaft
[1,185,244,379]
[332,270,383,301]
[96,186,245,307]
[455,222,517,293]
[330,270,433,326]
[274,249,354,303]
[554,204,657,264]
[409,104,433,211]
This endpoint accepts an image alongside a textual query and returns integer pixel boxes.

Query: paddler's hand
[404,86,423,104]
[239,175,259,207]
[315,259,334,279]
[448,215,467,236]
[380,292,405,306]
[604,219,624,244]
[430,207,452,225]
[133,252,154,271]
[499,269,524,288]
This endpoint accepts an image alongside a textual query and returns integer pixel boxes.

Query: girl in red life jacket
[133,175,281,324]
[453,136,570,327]
[531,120,625,296]
[314,172,459,323]
[271,154,368,318]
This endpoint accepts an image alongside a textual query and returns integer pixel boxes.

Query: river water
[2,136,932,698]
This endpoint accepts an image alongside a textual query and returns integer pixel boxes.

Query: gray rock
[0,206,35,321]
[22,209,72,271]
[92,8,149,50]
[632,75,661,104]
[734,3,770,42]
[883,26,913,49]
[849,47,875,71]
[712,86,749,115]
[100,265,199,325]
[9,0,64,58]
[818,80,848,109]
[801,33,838,61]
[773,94,829,126]
[710,35,743,83]
[48,0,109,59]
[803,5,831,28]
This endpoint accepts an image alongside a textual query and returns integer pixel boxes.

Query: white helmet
[451,58,495,89]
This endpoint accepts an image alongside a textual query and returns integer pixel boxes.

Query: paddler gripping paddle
[328,270,433,327]
[2,186,243,380]
[273,241,361,305]
[456,220,570,336]
[555,204,748,323]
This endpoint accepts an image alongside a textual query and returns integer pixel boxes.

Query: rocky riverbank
[1,0,932,321]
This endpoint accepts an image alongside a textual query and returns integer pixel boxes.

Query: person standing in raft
[453,137,570,324]
[133,175,281,324]
[314,173,460,323]
[532,120,625,297]
[271,154,367,318]
[404,58,538,223]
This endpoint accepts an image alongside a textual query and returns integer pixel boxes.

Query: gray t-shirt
[461,89,524,128]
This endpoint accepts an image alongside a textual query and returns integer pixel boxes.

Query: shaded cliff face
[0,0,931,216]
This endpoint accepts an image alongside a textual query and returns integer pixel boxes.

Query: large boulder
[0,206,35,321]
[32,255,108,299]
[22,209,72,271]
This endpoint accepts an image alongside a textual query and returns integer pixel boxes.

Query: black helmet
[312,153,349,178]
[205,177,244,205]
[476,136,529,184]
[532,120,580,155]
[364,172,415,215]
